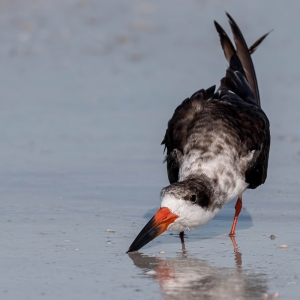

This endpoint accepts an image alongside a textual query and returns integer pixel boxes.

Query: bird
[127,13,271,253]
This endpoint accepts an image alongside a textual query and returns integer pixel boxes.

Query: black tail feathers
[215,13,271,107]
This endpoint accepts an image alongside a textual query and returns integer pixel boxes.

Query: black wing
[225,13,261,106]
[161,86,215,183]
[214,20,272,62]
[214,14,270,188]
[214,88,270,188]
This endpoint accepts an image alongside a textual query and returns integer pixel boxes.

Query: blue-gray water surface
[0,1,299,299]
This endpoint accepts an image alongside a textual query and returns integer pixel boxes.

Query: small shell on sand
[106,229,115,233]
[269,235,276,240]
[264,292,279,298]
[146,270,157,275]
[279,244,288,248]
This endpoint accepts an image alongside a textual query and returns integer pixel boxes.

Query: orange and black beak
[127,207,179,253]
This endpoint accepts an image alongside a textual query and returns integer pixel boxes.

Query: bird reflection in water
[128,238,267,300]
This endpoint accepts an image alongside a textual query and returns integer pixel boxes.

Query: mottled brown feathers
[162,14,270,196]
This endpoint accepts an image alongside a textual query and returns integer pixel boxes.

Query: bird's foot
[179,231,185,244]
[229,235,239,253]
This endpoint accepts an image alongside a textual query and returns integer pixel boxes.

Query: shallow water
[0,0,300,299]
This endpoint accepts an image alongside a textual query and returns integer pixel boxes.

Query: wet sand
[0,1,300,299]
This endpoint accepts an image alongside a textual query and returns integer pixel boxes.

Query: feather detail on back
[161,86,215,183]
[162,14,270,191]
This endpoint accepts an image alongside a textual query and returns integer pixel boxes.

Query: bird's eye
[191,195,197,203]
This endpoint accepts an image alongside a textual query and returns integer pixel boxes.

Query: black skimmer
[127,13,270,253]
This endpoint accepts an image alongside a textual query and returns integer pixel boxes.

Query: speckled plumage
[161,14,270,219]
[127,13,271,253]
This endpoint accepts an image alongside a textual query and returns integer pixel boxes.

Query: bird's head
[127,178,218,253]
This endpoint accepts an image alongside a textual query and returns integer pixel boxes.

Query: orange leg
[229,195,242,236]
[180,231,185,244]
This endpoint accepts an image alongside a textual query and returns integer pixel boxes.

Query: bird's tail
[214,13,271,107]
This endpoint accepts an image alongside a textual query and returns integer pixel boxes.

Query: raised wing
[214,14,270,188]
[214,20,272,63]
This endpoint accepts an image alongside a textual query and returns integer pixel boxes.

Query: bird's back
[162,14,270,204]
